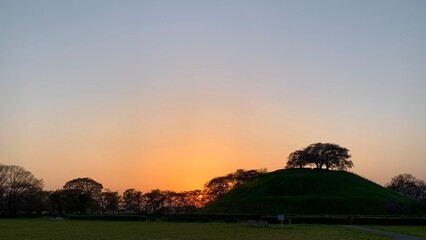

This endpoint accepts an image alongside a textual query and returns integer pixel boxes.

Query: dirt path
[345,225,426,240]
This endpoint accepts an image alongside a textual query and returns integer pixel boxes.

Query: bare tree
[0,164,44,216]
[386,173,426,200]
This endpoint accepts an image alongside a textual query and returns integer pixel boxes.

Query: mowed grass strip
[368,226,426,238]
[0,219,390,240]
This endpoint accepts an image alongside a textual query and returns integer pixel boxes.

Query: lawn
[369,226,426,238]
[0,219,390,240]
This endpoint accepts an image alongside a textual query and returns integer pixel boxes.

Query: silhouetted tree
[204,169,266,202]
[49,189,68,216]
[97,189,120,214]
[122,188,146,214]
[121,188,208,214]
[286,150,310,169]
[63,177,103,214]
[0,164,44,216]
[204,176,230,201]
[162,190,180,214]
[160,189,209,213]
[285,143,353,170]
[49,189,81,215]
[386,174,426,200]
[0,165,7,213]
[184,189,208,209]
[22,190,49,215]
[233,169,267,184]
[144,189,166,214]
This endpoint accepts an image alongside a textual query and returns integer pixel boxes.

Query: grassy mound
[199,169,421,215]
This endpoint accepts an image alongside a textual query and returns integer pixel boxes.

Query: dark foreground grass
[369,226,426,238]
[0,219,390,240]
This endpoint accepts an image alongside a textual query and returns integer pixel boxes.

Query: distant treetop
[285,143,353,171]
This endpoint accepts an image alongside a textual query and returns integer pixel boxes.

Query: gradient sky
[1,0,426,193]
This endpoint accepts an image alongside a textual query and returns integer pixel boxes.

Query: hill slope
[199,169,420,215]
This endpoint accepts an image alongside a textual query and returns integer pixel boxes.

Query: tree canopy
[0,164,45,216]
[63,177,103,214]
[285,143,353,170]
[386,173,426,201]
[122,188,145,214]
[204,168,267,202]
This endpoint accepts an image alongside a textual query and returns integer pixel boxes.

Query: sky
[1,0,426,193]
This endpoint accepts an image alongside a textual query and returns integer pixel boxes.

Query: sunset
[1,1,426,239]
[1,0,425,193]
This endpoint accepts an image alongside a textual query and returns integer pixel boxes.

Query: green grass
[368,225,426,238]
[199,169,418,215]
[0,219,391,240]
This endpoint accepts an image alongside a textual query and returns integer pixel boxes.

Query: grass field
[0,219,391,240]
[369,226,426,238]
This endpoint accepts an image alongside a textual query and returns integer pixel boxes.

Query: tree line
[3,142,423,216]
[0,142,353,216]
[0,163,265,216]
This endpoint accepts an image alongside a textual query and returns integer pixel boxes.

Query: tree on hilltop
[286,150,310,168]
[285,143,353,170]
